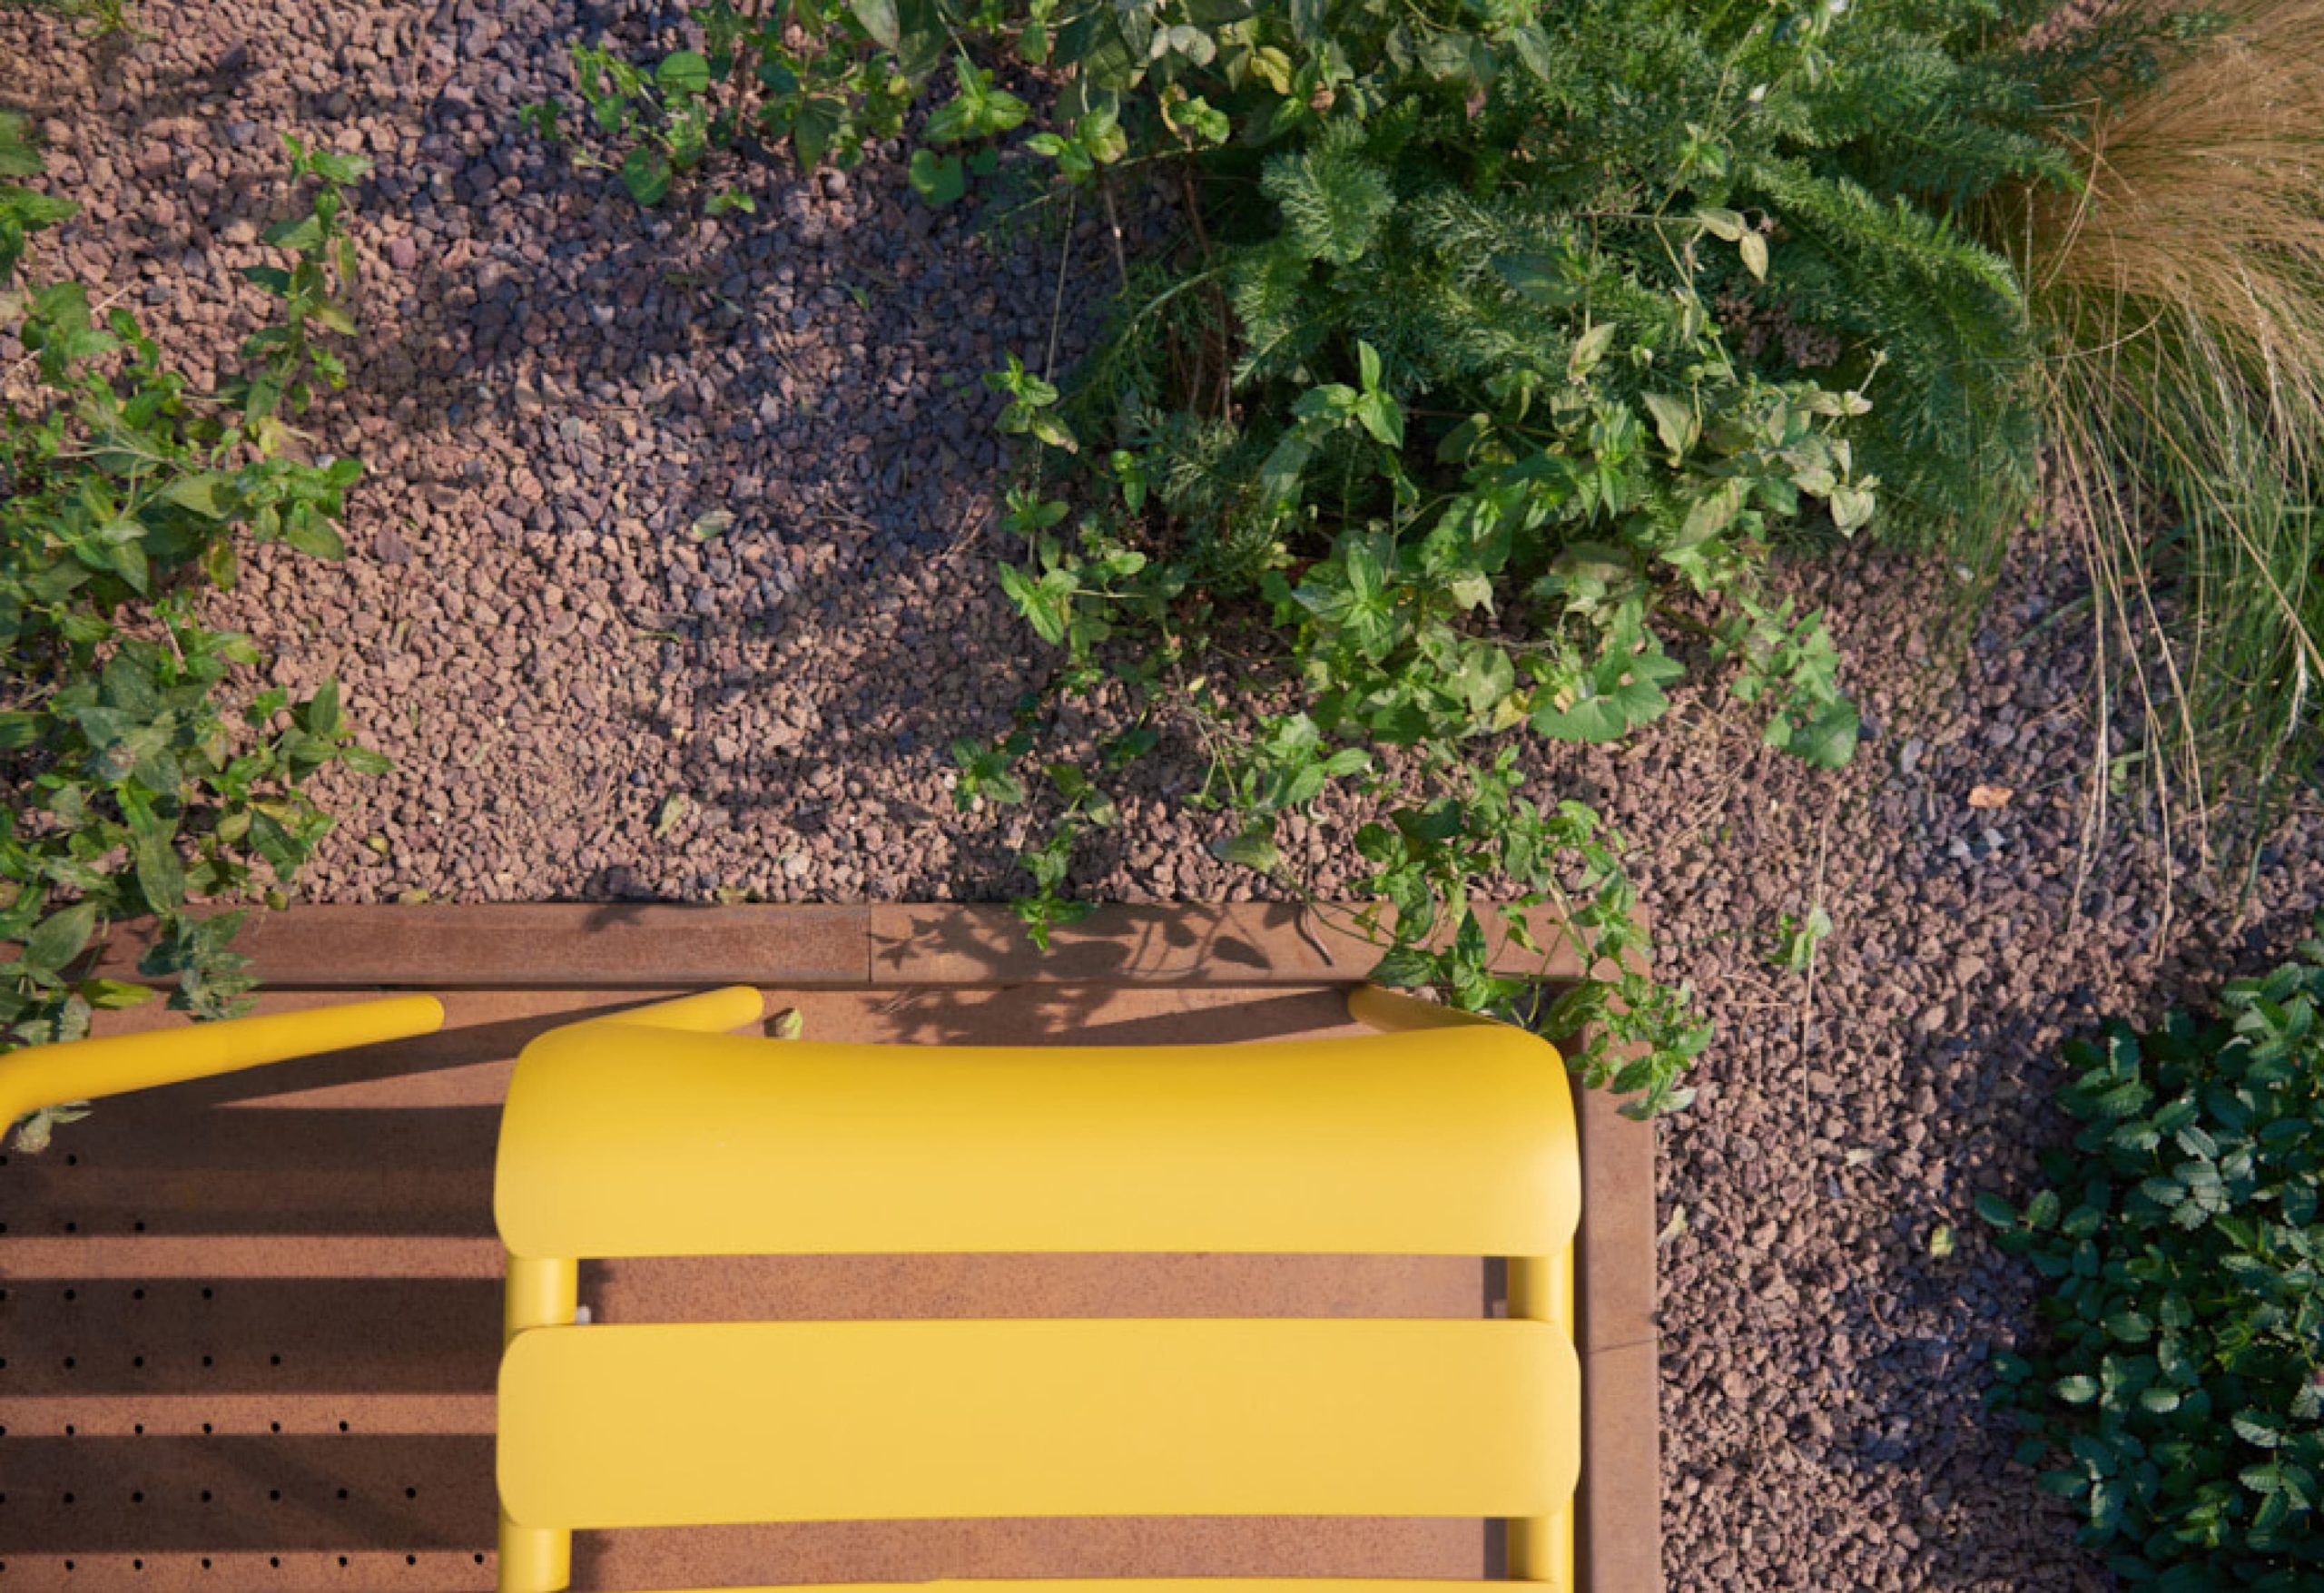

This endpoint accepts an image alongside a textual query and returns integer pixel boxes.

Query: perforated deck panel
[0,986,1506,1589]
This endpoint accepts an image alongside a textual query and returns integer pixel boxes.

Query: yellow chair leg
[497,1504,571,1593]
[500,1254,578,1591]
[1508,1251,1576,1588]
[503,1254,578,1347]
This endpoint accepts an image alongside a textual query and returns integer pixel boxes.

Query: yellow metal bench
[0,983,1582,1591]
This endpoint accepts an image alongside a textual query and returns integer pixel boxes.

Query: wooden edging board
[94,900,1591,989]
[77,900,1661,1590]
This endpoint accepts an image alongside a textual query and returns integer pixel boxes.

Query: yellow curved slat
[494,1023,1575,1260]
[497,1317,1578,1531]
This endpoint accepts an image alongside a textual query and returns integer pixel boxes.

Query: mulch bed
[8,3,2323,1587]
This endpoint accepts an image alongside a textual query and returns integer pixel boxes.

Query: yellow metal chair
[0,983,1581,1592]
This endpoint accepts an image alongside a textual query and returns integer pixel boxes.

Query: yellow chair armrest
[0,995,446,1129]
[570,986,764,1034]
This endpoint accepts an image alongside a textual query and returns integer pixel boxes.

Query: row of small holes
[0,1150,95,1240]
[4,1158,472,1578]
[23,1353,284,1368]
[3,1285,221,1301]
[15,1419,356,1435]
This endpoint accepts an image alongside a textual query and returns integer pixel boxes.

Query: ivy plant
[1984,929,2324,1587]
[2,117,386,1146]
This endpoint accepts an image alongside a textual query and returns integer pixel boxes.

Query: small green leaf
[1370,947,1436,988]
[11,1104,93,1155]
[24,900,100,974]
[1694,206,1745,241]
[1641,392,1698,457]
[622,146,674,206]
[1215,828,1281,873]
[2053,1374,2100,1405]
[655,51,713,95]
[1569,321,1615,379]
[851,0,901,47]
[78,978,155,1010]
[162,473,235,518]
[790,96,844,171]
[908,148,966,208]
[262,213,326,251]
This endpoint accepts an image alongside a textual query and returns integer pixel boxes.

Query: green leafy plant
[2,118,386,1140]
[946,0,1927,1114]
[544,0,2315,1115]
[527,0,952,206]
[1983,928,2324,1587]
[1768,904,1832,976]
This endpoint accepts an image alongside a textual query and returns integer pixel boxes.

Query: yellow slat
[497,1318,1578,1530]
[494,1026,1576,1260]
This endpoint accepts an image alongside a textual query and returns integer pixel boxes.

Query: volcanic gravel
[7,5,2324,1588]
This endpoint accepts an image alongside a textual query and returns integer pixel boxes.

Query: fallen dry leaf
[1967,784,2014,810]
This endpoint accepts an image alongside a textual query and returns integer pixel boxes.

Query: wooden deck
[0,905,1660,1591]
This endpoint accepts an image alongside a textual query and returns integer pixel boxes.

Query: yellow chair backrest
[490,987,1581,1593]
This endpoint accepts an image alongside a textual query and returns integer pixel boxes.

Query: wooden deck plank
[88,902,1588,989]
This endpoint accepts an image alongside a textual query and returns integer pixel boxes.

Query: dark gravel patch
[8,5,2323,1588]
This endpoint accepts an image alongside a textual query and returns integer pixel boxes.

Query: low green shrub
[2,118,385,1145]
[1984,929,2324,1587]
[530,0,2311,1111]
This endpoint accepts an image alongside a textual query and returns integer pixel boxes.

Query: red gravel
[6,5,2322,1588]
